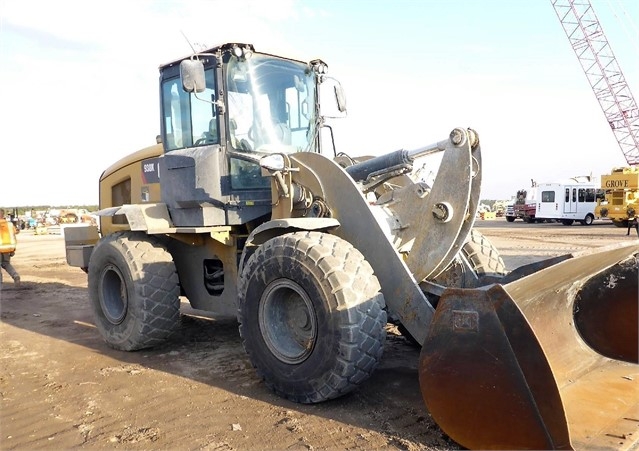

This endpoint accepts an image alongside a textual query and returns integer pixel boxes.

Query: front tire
[433,228,507,289]
[88,232,180,351]
[401,229,507,345]
[462,229,507,280]
[238,231,386,404]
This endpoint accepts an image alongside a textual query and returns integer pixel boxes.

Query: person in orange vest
[0,208,20,287]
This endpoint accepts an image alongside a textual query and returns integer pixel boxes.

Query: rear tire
[561,219,574,226]
[88,232,180,351]
[238,231,386,403]
[505,216,515,223]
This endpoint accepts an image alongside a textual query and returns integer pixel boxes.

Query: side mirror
[180,59,206,93]
[334,84,347,113]
[319,77,347,118]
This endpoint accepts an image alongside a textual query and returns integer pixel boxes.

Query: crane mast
[551,0,639,165]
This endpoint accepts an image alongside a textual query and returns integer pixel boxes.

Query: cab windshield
[226,54,317,154]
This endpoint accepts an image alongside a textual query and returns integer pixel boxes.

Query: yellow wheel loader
[64,43,638,450]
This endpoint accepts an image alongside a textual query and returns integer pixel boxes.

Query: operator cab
[155,43,341,227]
[161,44,323,150]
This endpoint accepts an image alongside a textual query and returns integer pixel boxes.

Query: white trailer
[535,178,602,225]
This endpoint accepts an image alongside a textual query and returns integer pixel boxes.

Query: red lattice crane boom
[551,0,639,165]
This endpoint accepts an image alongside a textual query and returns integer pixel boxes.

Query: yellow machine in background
[597,166,639,227]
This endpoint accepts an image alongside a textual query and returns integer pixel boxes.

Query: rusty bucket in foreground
[420,242,639,450]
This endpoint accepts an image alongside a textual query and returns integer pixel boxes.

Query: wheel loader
[64,43,639,450]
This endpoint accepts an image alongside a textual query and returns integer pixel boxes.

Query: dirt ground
[1,219,637,451]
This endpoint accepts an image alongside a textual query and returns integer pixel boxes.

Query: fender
[96,203,173,233]
[239,217,340,274]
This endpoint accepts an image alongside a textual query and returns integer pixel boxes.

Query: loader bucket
[419,242,639,450]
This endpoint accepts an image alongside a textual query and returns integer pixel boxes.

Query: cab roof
[159,43,255,70]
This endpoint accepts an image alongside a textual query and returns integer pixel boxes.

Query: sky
[1,0,638,207]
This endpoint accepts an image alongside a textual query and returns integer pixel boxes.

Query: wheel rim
[259,278,317,364]
[99,264,128,325]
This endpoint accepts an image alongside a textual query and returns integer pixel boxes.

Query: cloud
[0,0,636,206]
[0,0,313,205]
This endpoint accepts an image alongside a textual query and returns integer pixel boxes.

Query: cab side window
[161,65,218,151]
[162,80,189,150]
[191,69,218,146]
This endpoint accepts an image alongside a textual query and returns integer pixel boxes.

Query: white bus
[535,178,603,225]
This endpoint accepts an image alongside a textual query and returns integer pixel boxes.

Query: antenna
[180,30,197,53]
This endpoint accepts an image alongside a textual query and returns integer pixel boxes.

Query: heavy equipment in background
[551,0,639,227]
[490,199,509,217]
[599,166,639,226]
[505,182,538,223]
[63,43,638,450]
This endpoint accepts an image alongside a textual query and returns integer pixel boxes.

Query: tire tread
[89,232,180,351]
[238,231,386,403]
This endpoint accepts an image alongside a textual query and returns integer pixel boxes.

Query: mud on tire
[238,231,387,404]
[88,232,180,351]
